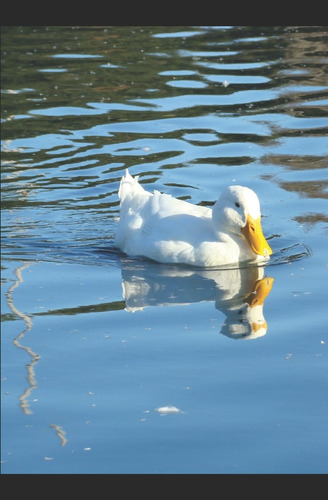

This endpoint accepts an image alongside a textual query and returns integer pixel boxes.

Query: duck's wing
[116,172,216,264]
[118,170,211,219]
[152,190,211,219]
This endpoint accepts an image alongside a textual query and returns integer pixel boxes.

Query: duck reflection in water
[120,259,274,340]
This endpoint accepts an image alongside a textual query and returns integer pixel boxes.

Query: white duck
[115,170,272,267]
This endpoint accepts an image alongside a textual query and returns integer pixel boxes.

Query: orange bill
[241,214,272,256]
[246,276,274,308]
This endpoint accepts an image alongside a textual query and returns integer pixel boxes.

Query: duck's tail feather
[118,169,145,200]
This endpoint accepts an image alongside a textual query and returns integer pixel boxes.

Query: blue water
[1,26,328,474]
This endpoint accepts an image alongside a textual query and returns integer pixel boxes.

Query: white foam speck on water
[155,405,182,414]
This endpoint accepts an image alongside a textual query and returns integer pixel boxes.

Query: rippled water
[1,26,328,474]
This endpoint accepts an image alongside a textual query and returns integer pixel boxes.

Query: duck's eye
[235,202,240,208]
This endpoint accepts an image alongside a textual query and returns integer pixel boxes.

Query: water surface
[1,26,328,474]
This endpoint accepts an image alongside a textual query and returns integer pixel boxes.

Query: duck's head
[212,185,272,257]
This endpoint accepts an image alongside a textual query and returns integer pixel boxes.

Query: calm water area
[1,26,328,474]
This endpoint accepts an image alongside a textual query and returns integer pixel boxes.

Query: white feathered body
[115,171,263,267]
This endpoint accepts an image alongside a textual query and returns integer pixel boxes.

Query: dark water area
[1,26,328,474]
